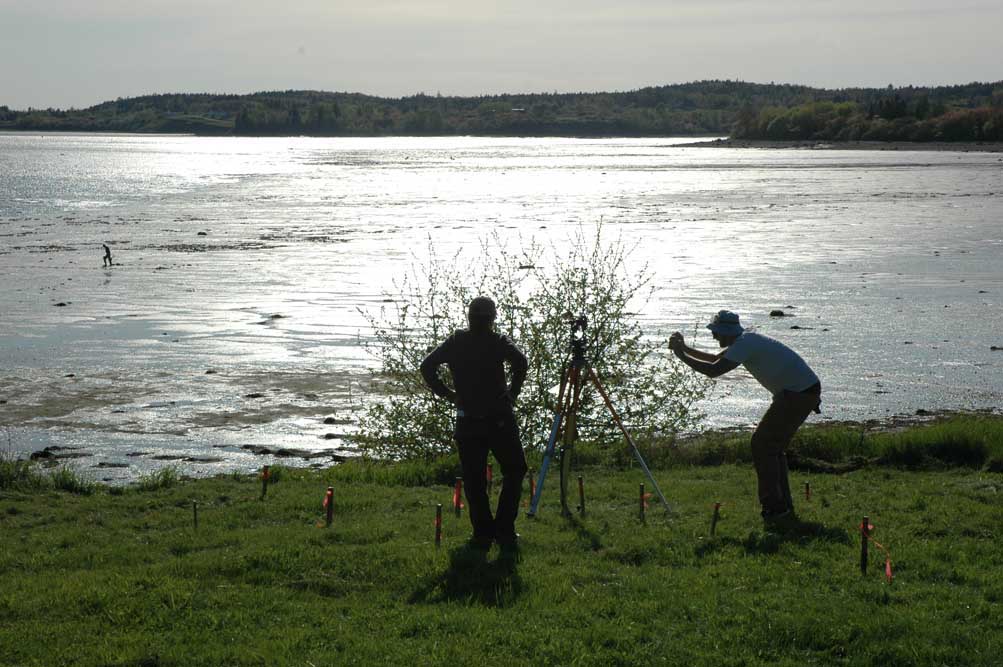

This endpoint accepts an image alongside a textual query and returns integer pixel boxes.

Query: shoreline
[13,408,1001,484]
[676,138,1003,152]
[4,129,1002,150]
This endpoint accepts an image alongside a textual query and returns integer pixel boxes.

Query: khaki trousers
[750,388,820,514]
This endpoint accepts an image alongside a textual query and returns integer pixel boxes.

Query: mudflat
[679,138,1003,152]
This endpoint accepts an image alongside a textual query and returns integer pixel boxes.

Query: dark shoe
[467,536,493,551]
[761,508,791,521]
[761,508,797,531]
[495,532,520,546]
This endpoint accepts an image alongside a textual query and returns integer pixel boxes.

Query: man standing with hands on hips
[421,296,529,549]
[669,310,821,524]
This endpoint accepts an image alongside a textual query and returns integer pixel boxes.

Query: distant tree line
[1,81,1001,140]
[733,97,1003,142]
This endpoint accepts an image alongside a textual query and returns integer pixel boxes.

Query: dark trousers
[750,388,820,514]
[454,412,527,541]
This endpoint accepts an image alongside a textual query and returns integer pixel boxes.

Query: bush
[135,466,181,492]
[876,418,998,468]
[356,224,711,460]
[0,427,51,492]
[49,465,97,495]
[0,453,48,491]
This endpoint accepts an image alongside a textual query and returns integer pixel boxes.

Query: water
[2,133,1001,481]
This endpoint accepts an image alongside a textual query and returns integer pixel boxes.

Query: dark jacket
[420,329,528,418]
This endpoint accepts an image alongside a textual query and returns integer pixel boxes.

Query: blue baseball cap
[706,310,744,337]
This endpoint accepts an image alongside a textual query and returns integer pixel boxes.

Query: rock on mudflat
[239,444,349,461]
[769,310,788,317]
[30,446,91,460]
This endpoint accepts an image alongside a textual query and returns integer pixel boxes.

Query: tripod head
[569,315,587,367]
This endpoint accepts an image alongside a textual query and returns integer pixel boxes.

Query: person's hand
[668,332,684,352]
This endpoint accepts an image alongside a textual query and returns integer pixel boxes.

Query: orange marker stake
[324,487,334,527]
[486,464,494,495]
[639,483,646,523]
[453,478,464,517]
[529,468,536,503]
[435,504,443,548]
[805,481,811,502]
[859,517,893,583]
[860,515,870,574]
[710,502,721,536]
[260,465,270,500]
[193,500,198,530]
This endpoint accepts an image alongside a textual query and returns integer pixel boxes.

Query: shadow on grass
[563,514,604,551]
[696,518,850,557]
[409,544,523,607]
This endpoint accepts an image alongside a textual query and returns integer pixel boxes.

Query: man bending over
[669,310,821,523]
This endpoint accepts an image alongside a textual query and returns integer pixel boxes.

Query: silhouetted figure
[670,311,821,526]
[102,244,112,267]
[420,296,529,549]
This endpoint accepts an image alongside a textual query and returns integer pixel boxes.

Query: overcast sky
[1,0,1000,109]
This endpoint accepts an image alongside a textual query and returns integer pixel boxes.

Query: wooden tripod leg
[560,365,583,516]
[586,365,673,514]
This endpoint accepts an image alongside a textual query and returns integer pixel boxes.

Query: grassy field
[2,417,1002,666]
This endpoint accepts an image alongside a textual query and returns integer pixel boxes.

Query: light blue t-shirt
[723,332,819,396]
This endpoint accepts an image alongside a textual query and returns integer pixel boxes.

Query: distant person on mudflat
[102,244,113,267]
[420,296,529,550]
[669,310,821,525]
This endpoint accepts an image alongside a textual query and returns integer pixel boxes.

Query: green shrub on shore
[0,453,47,491]
[357,225,710,461]
[1,429,96,493]
[135,466,181,492]
[48,465,97,495]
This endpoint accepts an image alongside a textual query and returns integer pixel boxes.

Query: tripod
[527,317,672,517]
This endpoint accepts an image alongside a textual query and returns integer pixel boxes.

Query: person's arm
[501,336,529,400]
[419,338,458,404]
[678,344,722,363]
[669,333,738,378]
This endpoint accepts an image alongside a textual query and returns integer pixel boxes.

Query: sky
[1,0,1001,110]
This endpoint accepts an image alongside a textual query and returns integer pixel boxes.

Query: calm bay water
[1,133,1001,480]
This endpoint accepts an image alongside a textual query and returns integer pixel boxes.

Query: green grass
[626,414,1003,472]
[2,430,1001,666]
[134,466,182,493]
[1,446,96,495]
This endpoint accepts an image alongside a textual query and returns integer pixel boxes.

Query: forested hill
[1,80,1001,139]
